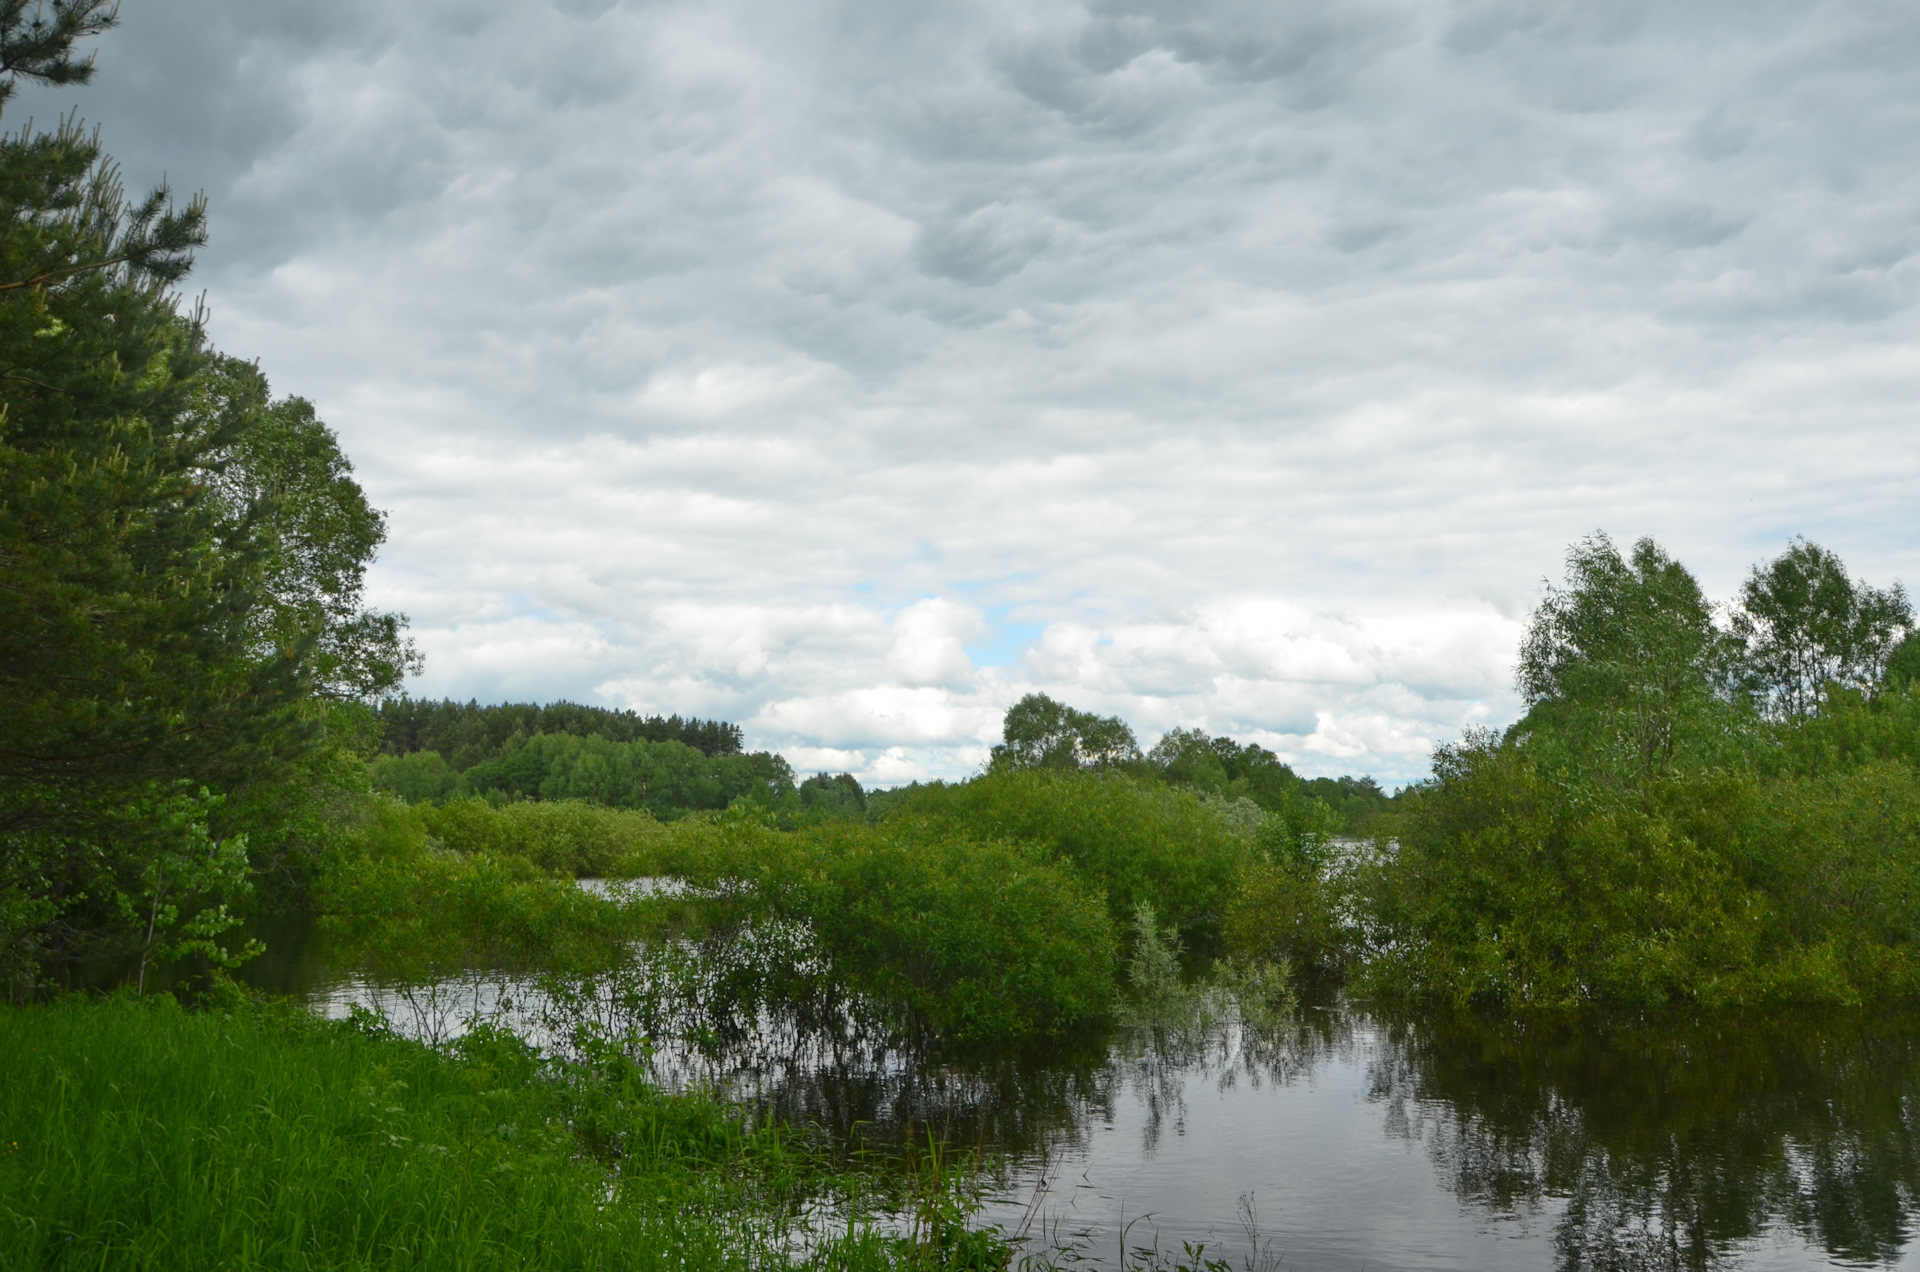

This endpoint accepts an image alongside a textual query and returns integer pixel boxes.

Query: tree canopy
[1365,532,1920,1009]
[1515,533,1744,785]
[0,12,411,995]
[990,692,1141,771]
[1734,537,1912,719]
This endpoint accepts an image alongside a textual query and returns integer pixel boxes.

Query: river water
[243,908,1920,1271]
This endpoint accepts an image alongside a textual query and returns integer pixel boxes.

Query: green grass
[0,995,1005,1271]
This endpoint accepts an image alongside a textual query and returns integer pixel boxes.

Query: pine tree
[0,5,410,994]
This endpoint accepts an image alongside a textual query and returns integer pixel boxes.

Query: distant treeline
[376,698,745,762]
[368,694,1396,835]
[983,692,1398,836]
[1301,775,1394,834]
[369,698,784,821]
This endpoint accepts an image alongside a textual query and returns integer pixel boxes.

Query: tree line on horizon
[363,690,1400,837]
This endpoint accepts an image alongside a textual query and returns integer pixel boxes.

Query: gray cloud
[15,0,1920,783]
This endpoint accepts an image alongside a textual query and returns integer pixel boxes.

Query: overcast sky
[23,0,1920,784]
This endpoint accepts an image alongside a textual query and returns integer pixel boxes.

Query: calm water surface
[244,909,1920,1271]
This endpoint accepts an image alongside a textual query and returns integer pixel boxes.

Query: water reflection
[243,906,1920,1270]
[1370,1009,1920,1271]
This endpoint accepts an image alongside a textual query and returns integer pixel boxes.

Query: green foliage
[1731,760,1920,997]
[1146,727,1299,809]
[0,17,413,996]
[1225,861,1344,980]
[802,822,1117,1043]
[315,800,654,983]
[799,771,868,820]
[1764,681,1920,777]
[1733,537,1912,719]
[419,796,669,878]
[308,796,1113,1044]
[1300,774,1394,836]
[368,747,461,803]
[0,1,120,110]
[1360,735,1767,1008]
[679,815,1118,1043]
[1516,533,1750,787]
[1363,711,1920,1009]
[1357,534,1920,1011]
[896,768,1254,939]
[991,692,1140,771]
[0,995,998,1270]
[188,355,418,701]
[454,731,794,819]
[377,696,744,764]
[1126,902,1185,1005]
[1887,632,1920,689]
[368,711,793,820]
[863,781,925,821]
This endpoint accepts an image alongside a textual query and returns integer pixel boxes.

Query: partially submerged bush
[316,800,647,983]
[1355,731,1920,1009]
[682,814,1117,1043]
[892,769,1254,939]
[1225,860,1345,980]
[1126,902,1185,1006]
[420,797,670,877]
[813,823,1116,1043]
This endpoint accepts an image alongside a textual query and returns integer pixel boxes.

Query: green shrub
[1355,733,1920,1009]
[420,796,669,877]
[810,822,1116,1043]
[368,749,461,802]
[1730,760,1920,999]
[1357,739,1757,1008]
[1224,859,1345,978]
[893,769,1253,938]
[458,732,793,819]
[683,814,1117,1043]
[316,800,645,982]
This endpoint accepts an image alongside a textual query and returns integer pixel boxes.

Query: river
[241,906,1920,1271]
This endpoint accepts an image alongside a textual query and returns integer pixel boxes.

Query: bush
[368,749,461,802]
[458,733,793,819]
[1355,732,1920,1009]
[1225,859,1345,979]
[420,797,669,877]
[682,814,1117,1043]
[1730,760,1920,999]
[892,769,1253,939]
[811,822,1116,1043]
[315,801,646,983]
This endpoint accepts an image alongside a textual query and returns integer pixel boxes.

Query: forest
[8,6,1920,1270]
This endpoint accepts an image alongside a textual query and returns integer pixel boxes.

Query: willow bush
[677,814,1117,1043]
[890,768,1254,940]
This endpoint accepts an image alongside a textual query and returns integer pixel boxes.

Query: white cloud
[22,0,1920,784]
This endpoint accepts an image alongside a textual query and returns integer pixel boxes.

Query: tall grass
[0,995,1006,1270]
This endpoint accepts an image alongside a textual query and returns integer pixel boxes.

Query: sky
[20,0,1920,785]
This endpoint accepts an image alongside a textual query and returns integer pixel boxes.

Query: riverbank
[0,994,1007,1271]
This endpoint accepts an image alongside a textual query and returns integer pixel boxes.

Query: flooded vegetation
[232,899,1920,1270]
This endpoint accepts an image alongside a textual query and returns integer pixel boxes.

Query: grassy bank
[0,995,1006,1271]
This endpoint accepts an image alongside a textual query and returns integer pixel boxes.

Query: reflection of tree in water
[1367,1009,1920,1271]
[529,918,1117,1160]
[1107,993,1353,1156]
[579,926,1356,1168]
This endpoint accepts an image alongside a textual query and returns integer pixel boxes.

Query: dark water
[243,914,1920,1271]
